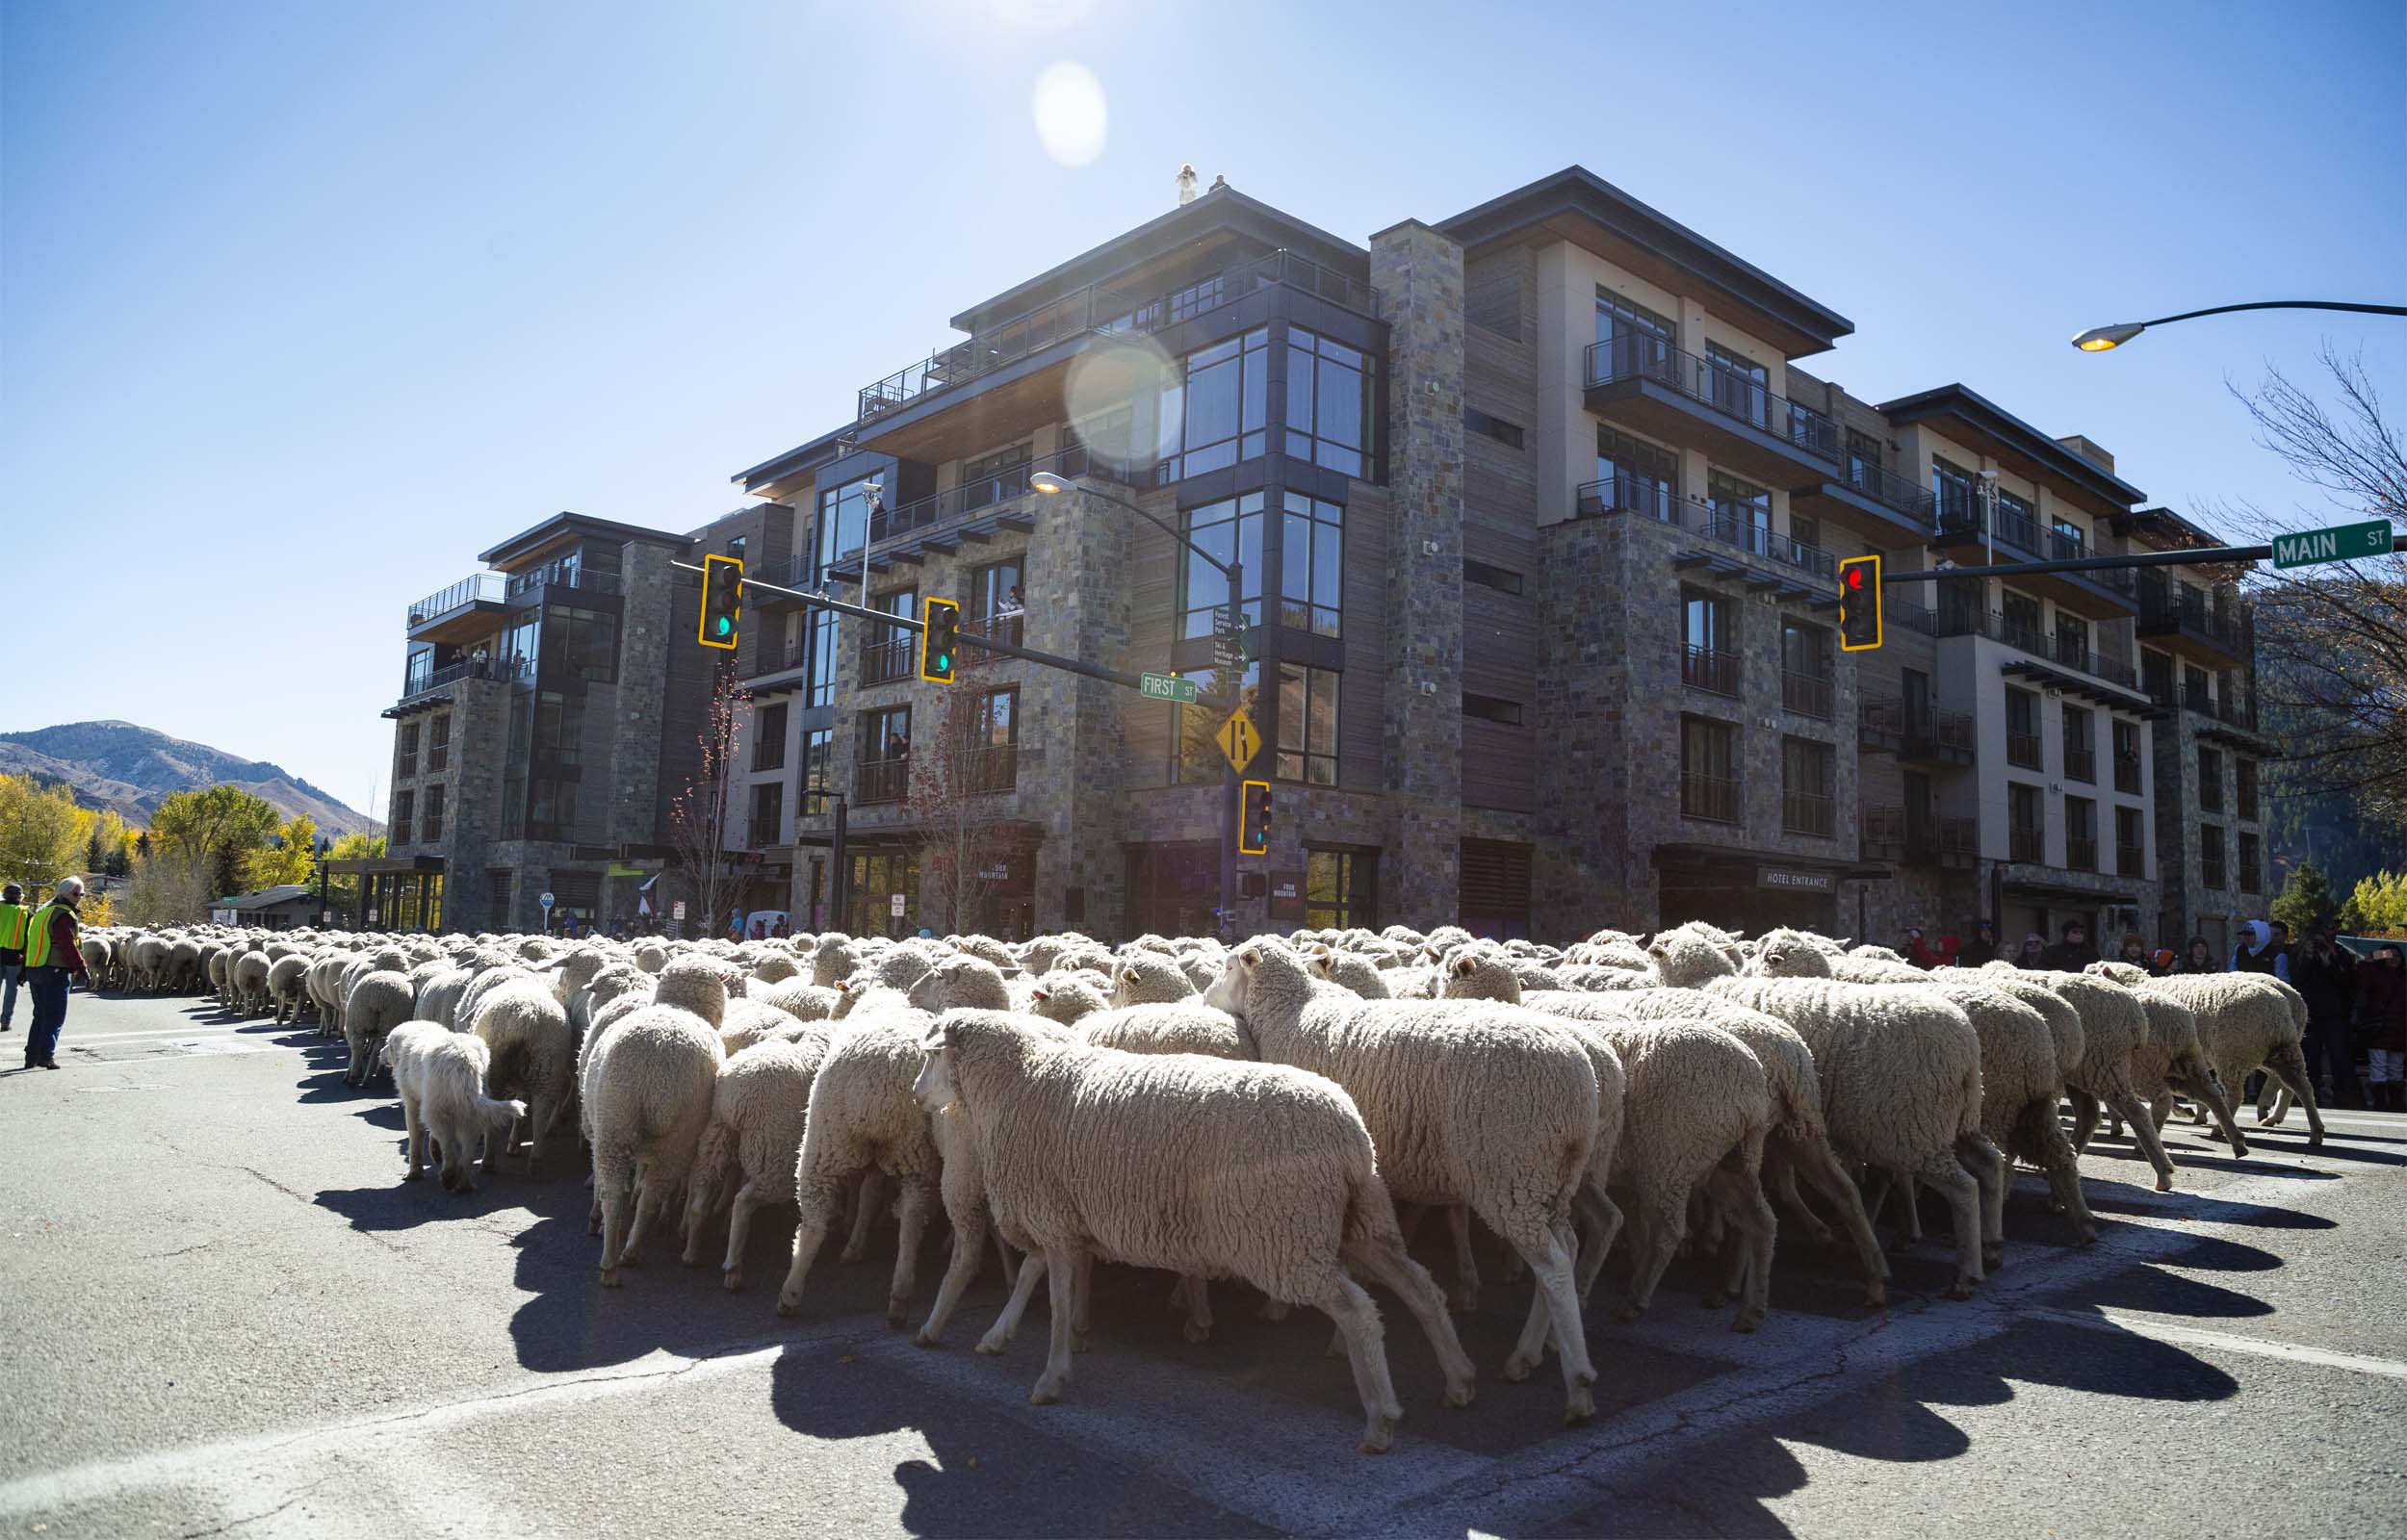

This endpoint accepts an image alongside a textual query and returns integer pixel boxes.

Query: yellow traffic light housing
[1838,554,1882,652]
[699,553,743,651]
[1238,779,1272,855]
[921,597,960,682]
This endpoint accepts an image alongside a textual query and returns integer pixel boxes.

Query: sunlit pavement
[3,990,2401,1538]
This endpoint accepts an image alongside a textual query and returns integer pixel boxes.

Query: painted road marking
[2019,1307,2407,1380]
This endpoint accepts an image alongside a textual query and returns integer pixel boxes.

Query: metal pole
[1883,532,2407,583]
[830,794,848,935]
[1221,556,1244,942]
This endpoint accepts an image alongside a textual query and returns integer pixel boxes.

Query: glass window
[1464,559,1524,596]
[2201,824,2226,888]
[1680,715,1738,822]
[1781,618,1833,680]
[427,712,451,772]
[1285,328,1375,477]
[1158,327,1269,480]
[816,475,879,572]
[1932,456,1980,526]
[1684,586,1734,653]
[1178,493,1264,640]
[1278,663,1340,784]
[1704,343,1769,427]
[502,613,540,680]
[542,604,618,684]
[859,706,912,804]
[958,443,1031,511]
[753,702,789,772]
[397,722,419,780]
[970,559,1024,645]
[1172,662,1262,784]
[1789,512,1822,553]
[1463,407,1525,449]
[527,778,578,841]
[1280,492,1344,637]
[750,781,783,848]
[800,729,834,805]
[1592,426,1678,518]
[403,647,433,697]
[864,586,917,685]
[1707,471,1773,552]
[1305,848,1375,932]
[1781,736,1835,836]
[423,783,445,840]
[2052,516,2086,552]
[1593,288,1675,384]
[804,605,840,709]
[971,687,1019,793]
[1462,693,1522,727]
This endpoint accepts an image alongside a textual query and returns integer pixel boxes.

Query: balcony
[1577,477,1839,592]
[2009,826,2044,864]
[1942,607,2143,694]
[862,634,918,687]
[856,757,909,806]
[504,565,620,603]
[964,609,1025,650]
[1682,645,1741,698]
[1782,791,1835,838]
[423,809,444,844]
[1929,500,2136,618]
[2114,751,2143,795]
[2117,842,2147,878]
[406,571,507,643]
[1859,697,1976,766]
[383,656,507,718]
[2063,746,2096,784]
[967,744,1019,795]
[1583,336,1840,486]
[2135,576,2249,666]
[857,248,1375,424]
[1681,773,1741,824]
[1793,457,1940,541]
[1866,807,1980,868]
[2007,732,2042,770]
[1699,515,1838,581]
[2067,835,2098,873]
[1781,670,1834,720]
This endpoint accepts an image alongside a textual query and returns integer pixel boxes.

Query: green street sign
[1141,672,1199,705]
[2271,519,2393,570]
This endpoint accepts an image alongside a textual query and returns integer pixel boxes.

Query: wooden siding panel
[1462,721,1536,812]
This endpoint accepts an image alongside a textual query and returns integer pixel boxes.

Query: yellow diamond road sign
[1214,707,1260,774]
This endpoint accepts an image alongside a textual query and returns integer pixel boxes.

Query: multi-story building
[716,167,2267,947]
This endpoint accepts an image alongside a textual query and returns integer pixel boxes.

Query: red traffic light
[1845,566,1864,590]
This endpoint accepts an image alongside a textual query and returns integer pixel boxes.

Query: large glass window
[750,781,784,848]
[1704,343,1769,427]
[804,606,840,709]
[397,722,419,781]
[958,442,1031,511]
[800,729,833,805]
[542,604,618,684]
[816,474,879,573]
[971,687,1019,793]
[2006,686,2041,768]
[1680,715,1739,822]
[1593,287,1674,382]
[1707,471,1773,552]
[1932,456,1981,527]
[1178,493,1264,639]
[1173,663,1261,784]
[1157,327,1268,481]
[864,587,917,685]
[753,702,789,772]
[1781,736,1835,836]
[1683,586,1737,695]
[527,778,578,841]
[1278,664,1340,785]
[1305,848,1375,932]
[970,559,1023,646]
[502,614,540,680]
[531,690,583,768]
[1280,492,1343,637]
[858,706,912,804]
[1780,618,1834,719]
[1592,426,1678,519]
[427,712,450,772]
[1285,328,1375,477]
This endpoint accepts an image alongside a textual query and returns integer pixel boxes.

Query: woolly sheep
[2046,967,2248,1158]
[2102,966,2323,1148]
[342,970,417,1089]
[1027,976,1108,1026]
[906,956,1016,1014]
[1079,1001,1254,1060]
[381,1021,525,1193]
[471,978,579,1176]
[1977,964,2187,1192]
[916,1010,1476,1452]
[1308,947,1397,999]
[1652,928,1993,1298]
[753,978,841,1022]
[720,997,809,1057]
[587,1004,725,1286]
[655,956,742,1029]
[1205,939,1605,1422]
[267,955,313,1023]
[682,1028,837,1288]
[1110,953,1197,1006]
[233,950,272,1017]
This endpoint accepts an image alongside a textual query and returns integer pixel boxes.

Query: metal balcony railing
[1681,773,1741,823]
[1943,608,2137,687]
[858,248,1375,422]
[1584,336,1840,466]
[2115,751,2143,795]
[1700,516,1839,580]
[964,609,1025,650]
[1837,458,1937,524]
[390,819,412,847]
[1859,697,1976,760]
[1888,598,1940,637]
[856,757,909,805]
[2063,746,2096,783]
[1683,646,1741,697]
[2009,826,2044,864]
[2067,836,2098,873]
[423,810,444,843]
[1576,473,1682,523]
[505,565,620,603]
[394,657,502,708]
[406,571,507,628]
[1573,478,1837,583]
[1782,791,1835,838]
[862,635,918,686]
[2007,732,2042,769]
[1781,670,1834,720]
[2136,574,2246,648]
[966,744,1019,795]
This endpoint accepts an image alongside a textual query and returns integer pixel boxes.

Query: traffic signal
[699,553,743,651]
[1238,779,1272,855]
[1838,554,1882,652]
[920,597,960,682]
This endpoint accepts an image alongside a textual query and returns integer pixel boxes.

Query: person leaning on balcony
[2356,942,2405,1113]
[0,883,27,1032]
[18,877,87,1071]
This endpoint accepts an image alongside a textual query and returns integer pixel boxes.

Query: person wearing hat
[0,882,28,1031]
[1956,919,1999,967]
[2015,932,2048,969]
[1903,926,1947,970]
[20,876,89,1070]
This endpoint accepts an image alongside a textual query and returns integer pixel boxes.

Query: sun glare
[1031,61,1108,167]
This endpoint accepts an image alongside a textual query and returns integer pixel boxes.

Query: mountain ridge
[0,720,382,838]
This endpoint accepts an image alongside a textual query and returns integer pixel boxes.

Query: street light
[2071,299,2407,352]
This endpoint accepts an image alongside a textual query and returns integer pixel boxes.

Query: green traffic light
[716,616,732,637]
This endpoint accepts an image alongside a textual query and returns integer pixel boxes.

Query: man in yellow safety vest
[20,876,89,1070]
[0,883,26,1032]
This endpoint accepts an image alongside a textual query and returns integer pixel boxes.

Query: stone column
[1369,220,1466,930]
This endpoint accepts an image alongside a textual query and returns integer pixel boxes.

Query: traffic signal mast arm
[1876,532,2407,583]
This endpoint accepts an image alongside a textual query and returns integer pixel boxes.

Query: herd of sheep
[77,916,2329,1454]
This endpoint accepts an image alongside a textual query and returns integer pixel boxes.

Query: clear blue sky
[6,0,2402,817]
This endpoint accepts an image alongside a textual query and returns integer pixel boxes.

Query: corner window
[800,729,834,806]
[1158,327,1269,481]
[1285,328,1375,477]
[1278,664,1340,784]
[1178,493,1264,640]
[1280,492,1343,637]
[804,606,840,709]
[816,474,879,572]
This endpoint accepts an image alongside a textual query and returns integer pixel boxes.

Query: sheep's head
[913,1019,962,1112]
[1646,928,1736,986]
[2087,961,2149,986]
[1112,953,1194,1007]
[1439,944,1521,1003]
[1747,929,1832,979]
[1204,940,1276,1013]
[1026,975,1105,1025]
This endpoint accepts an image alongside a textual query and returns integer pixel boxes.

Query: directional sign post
[2272,519,2393,570]
[1213,707,1261,775]
[539,891,556,911]
[1140,672,1200,705]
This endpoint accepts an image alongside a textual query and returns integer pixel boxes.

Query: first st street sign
[2271,519,2392,570]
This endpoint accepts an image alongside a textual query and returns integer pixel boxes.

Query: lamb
[1749,931,2092,1250]
[915,1010,1476,1453]
[380,1022,526,1192]
[341,970,417,1089]
[470,979,578,1176]
[2101,965,2323,1148]
[682,1029,837,1288]
[1651,928,1993,1298]
[586,1004,725,1285]
[1205,939,1604,1423]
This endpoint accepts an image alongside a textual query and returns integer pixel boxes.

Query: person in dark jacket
[2183,937,2215,975]
[0,882,26,1032]
[2356,942,2405,1113]
[2114,931,2152,972]
[20,876,88,1070]
[2231,920,2290,979]
[1956,920,1999,967]
[2015,932,2049,969]
[2041,919,2099,972]
[2291,930,2360,1107]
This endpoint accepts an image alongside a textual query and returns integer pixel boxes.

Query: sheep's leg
[1700,1162,1776,1333]
[885,1176,934,1328]
[2257,1043,2325,1148]
[2183,1069,2252,1156]
[2067,1090,2101,1153]
[2259,1081,2291,1126]
[1179,1275,1214,1344]
[1069,1249,1095,1351]
[976,1251,1046,1355]
[1030,1244,1081,1404]
[1615,1184,1694,1322]
[596,1156,634,1287]
[2017,1100,2096,1246]
[1341,1233,1476,1409]
[1917,1153,1984,1298]
[524,1093,562,1178]
[1956,1133,2006,1272]
[1571,1182,1624,1304]
[619,1158,669,1264]
[774,1168,847,1318]
[2149,1094,2176,1132]
[1765,1147,1834,1247]
[401,1095,427,1183]
[1527,1223,1595,1424]
[841,1171,886,1264]
[917,1199,989,1347]
[1445,1205,1480,1314]
[992,1229,1019,1291]
[717,1181,765,1288]
[1314,1276,1402,1455]
[1789,1133,1888,1308]
[2100,1088,2178,1192]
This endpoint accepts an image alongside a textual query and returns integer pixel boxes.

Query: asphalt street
[2,989,2402,1538]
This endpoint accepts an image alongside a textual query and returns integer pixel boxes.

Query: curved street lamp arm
[2138,299,2407,327]
[1065,482,1238,582]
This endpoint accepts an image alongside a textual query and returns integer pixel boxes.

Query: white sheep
[1205,939,1605,1423]
[587,1003,726,1286]
[916,1009,1476,1453]
[1980,965,2187,1193]
[470,979,578,1177]
[1079,1001,1254,1060]
[267,955,313,1023]
[380,1021,525,1192]
[2099,965,2323,1148]
[341,970,417,1089]
[1109,952,1198,1006]
[682,1029,836,1288]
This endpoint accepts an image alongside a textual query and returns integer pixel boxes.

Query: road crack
[178,1476,329,1538]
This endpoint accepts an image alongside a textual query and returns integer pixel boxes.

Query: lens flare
[1031,62,1107,167]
